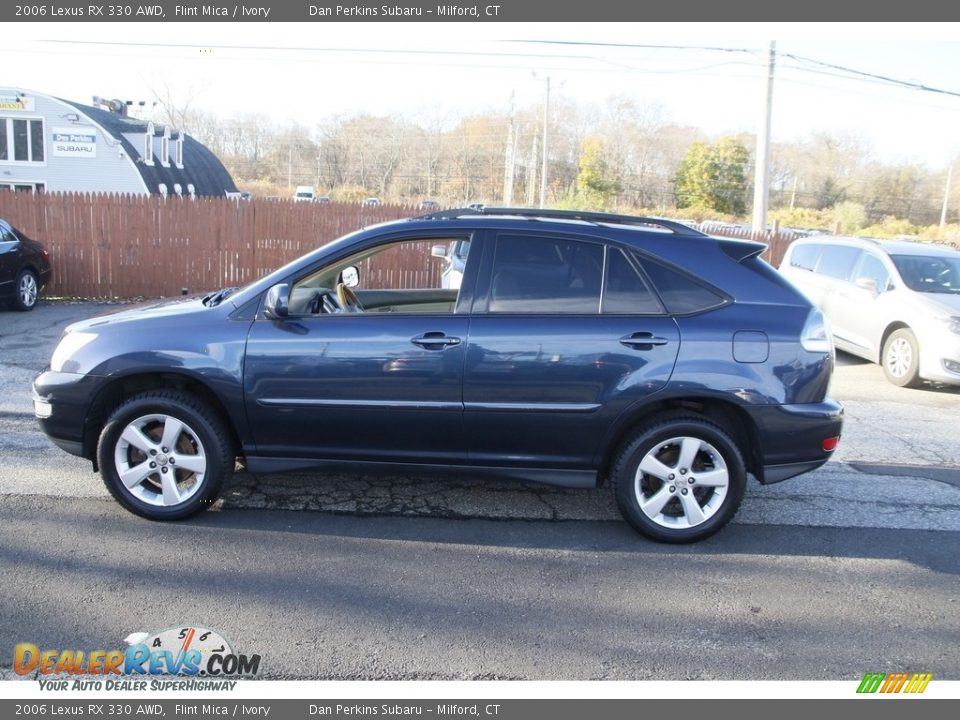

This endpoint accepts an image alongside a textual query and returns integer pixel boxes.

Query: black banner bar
[1,700,959,720]
[4,0,960,22]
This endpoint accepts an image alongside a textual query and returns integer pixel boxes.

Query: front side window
[488,234,603,313]
[289,237,471,315]
[852,252,890,292]
[891,254,960,294]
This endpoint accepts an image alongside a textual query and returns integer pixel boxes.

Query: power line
[781,53,960,99]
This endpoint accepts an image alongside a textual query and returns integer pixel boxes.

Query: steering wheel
[336,282,363,313]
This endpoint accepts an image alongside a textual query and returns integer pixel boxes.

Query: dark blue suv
[33,209,843,542]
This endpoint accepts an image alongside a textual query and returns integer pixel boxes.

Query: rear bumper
[747,399,844,484]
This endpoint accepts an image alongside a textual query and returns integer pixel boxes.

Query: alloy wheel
[633,435,729,529]
[113,413,207,507]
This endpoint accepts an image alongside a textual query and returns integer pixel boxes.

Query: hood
[64,296,210,334]
[915,292,960,315]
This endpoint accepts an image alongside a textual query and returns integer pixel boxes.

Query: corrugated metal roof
[61,100,238,197]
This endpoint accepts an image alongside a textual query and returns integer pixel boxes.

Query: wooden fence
[0,192,427,298]
[0,191,797,299]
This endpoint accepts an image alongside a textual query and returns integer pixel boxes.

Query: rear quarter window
[637,255,727,314]
[788,243,822,271]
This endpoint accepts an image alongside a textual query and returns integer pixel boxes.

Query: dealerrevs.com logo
[14,627,260,689]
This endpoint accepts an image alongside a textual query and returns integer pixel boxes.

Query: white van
[292,186,316,203]
[779,235,960,387]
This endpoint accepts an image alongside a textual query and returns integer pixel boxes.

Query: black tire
[882,328,922,388]
[610,413,746,543]
[97,390,233,520]
[12,269,39,311]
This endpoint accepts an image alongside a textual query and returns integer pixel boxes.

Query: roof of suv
[791,234,960,258]
[414,207,710,237]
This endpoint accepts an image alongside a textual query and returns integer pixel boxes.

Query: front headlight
[50,332,98,373]
[938,315,960,335]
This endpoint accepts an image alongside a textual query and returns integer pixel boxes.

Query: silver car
[779,236,960,387]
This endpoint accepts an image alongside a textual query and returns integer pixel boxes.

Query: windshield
[891,254,960,294]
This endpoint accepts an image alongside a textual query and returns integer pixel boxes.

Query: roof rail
[415,207,708,237]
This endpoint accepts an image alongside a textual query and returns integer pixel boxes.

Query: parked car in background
[34,208,842,543]
[292,186,316,203]
[362,197,382,207]
[315,195,331,205]
[417,199,440,211]
[0,218,52,311]
[430,238,471,289]
[780,235,960,388]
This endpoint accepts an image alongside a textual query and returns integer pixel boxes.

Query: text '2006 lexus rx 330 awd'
[34,209,843,542]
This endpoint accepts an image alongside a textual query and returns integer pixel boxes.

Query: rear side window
[816,245,861,280]
[602,248,663,314]
[637,256,726,314]
[789,244,822,271]
[489,234,604,313]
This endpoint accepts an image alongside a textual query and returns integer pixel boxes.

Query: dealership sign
[0,94,34,111]
[52,127,97,158]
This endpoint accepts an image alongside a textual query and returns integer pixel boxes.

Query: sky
[5,21,960,168]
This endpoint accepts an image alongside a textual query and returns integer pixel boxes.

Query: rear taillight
[822,436,840,452]
[801,309,833,354]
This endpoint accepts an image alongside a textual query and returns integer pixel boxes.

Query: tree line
[158,93,957,235]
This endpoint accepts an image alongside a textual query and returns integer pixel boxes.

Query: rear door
[463,232,680,471]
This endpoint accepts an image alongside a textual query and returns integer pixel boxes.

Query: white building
[0,87,237,197]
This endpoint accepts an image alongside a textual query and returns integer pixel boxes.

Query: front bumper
[32,370,103,460]
[919,330,960,386]
[746,399,844,484]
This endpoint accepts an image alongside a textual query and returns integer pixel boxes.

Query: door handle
[620,332,669,350]
[411,332,462,350]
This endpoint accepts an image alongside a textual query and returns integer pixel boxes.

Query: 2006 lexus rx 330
[34,208,843,543]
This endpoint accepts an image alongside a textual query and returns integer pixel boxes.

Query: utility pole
[539,76,550,209]
[940,164,953,231]
[503,92,516,205]
[751,41,776,237]
[526,134,538,206]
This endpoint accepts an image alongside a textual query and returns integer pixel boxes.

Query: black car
[33,208,843,543]
[1,218,52,311]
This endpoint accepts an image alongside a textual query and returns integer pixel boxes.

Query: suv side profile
[780,236,960,388]
[34,209,843,543]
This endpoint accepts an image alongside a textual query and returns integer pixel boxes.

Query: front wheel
[97,390,233,520]
[882,328,922,388]
[611,414,746,543]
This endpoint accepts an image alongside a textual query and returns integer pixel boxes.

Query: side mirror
[854,277,879,295]
[340,265,360,288]
[264,283,290,319]
[431,244,448,259]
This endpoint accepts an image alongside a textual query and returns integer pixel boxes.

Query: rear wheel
[882,328,922,388]
[97,390,233,520]
[13,269,38,311]
[611,414,746,543]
